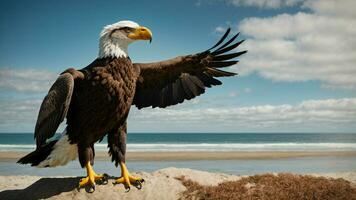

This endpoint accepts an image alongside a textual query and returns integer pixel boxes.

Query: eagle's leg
[78,144,107,191]
[109,122,144,190]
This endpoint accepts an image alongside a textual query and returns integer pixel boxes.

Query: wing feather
[34,73,74,147]
[206,28,231,51]
[209,61,239,68]
[133,29,247,109]
[213,51,247,61]
[215,32,240,51]
[212,40,245,55]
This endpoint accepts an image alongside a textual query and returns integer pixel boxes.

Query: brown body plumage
[67,57,139,167]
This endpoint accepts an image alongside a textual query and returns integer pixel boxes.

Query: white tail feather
[37,131,78,168]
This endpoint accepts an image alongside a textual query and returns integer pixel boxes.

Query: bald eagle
[18,20,247,191]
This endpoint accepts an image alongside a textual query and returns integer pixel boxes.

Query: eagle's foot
[78,162,108,192]
[115,175,145,191]
[114,162,145,191]
[79,173,108,186]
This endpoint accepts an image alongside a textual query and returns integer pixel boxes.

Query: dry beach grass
[178,173,356,200]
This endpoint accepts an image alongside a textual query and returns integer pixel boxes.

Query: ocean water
[0,133,356,152]
[1,133,356,175]
[1,156,356,176]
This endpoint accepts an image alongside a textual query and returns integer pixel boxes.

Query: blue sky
[0,0,355,133]
[0,0,294,68]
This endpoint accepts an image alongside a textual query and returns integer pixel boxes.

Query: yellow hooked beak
[128,26,152,43]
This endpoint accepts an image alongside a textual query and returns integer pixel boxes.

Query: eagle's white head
[99,20,152,58]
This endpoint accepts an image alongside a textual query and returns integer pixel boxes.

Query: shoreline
[1,151,356,161]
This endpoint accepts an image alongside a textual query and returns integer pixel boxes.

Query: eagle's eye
[110,27,135,38]
[119,27,135,33]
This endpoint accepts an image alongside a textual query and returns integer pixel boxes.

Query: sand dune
[0,168,355,200]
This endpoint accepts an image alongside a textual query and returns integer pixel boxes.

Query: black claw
[101,174,109,185]
[125,186,131,192]
[88,185,95,193]
[135,180,143,190]
[101,179,108,185]
[141,179,145,183]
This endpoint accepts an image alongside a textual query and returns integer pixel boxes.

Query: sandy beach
[0,168,355,200]
[1,151,355,199]
[1,151,356,161]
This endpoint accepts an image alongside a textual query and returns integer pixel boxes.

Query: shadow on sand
[0,177,82,200]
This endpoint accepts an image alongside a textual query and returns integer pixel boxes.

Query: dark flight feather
[206,67,237,77]
[133,28,246,109]
[213,51,247,61]
[209,61,239,68]
[34,73,74,148]
[215,32,240,51]
[206,28,231,51]
[212,40,245,55]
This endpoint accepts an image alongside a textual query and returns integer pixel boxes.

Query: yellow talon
[115,162,144,190]
[78,162,107,190]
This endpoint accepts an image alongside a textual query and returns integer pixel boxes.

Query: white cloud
[228,91,238,97]
[228,0,304,9]
[215,26,226,34]
[0,68,57,93]
[302,0,356,18]
[128,98,356,132]
[2,97,355,133]
[0,98,66,133]
[0,99,40,132]
[234,0,356,89]
[244,88,252,93]
[197,0,305,9]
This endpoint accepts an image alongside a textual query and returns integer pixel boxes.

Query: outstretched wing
[133,28,247,109]
[34,73,74,147]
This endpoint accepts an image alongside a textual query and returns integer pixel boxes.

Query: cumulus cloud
[0,98,67,133]
[303,0,356,18]
[129,98,356,132]
[228,0,304,9]
[0,99,41,132]
[234,0,356,89]
[0,68,57,93]
[2,97,355,132]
